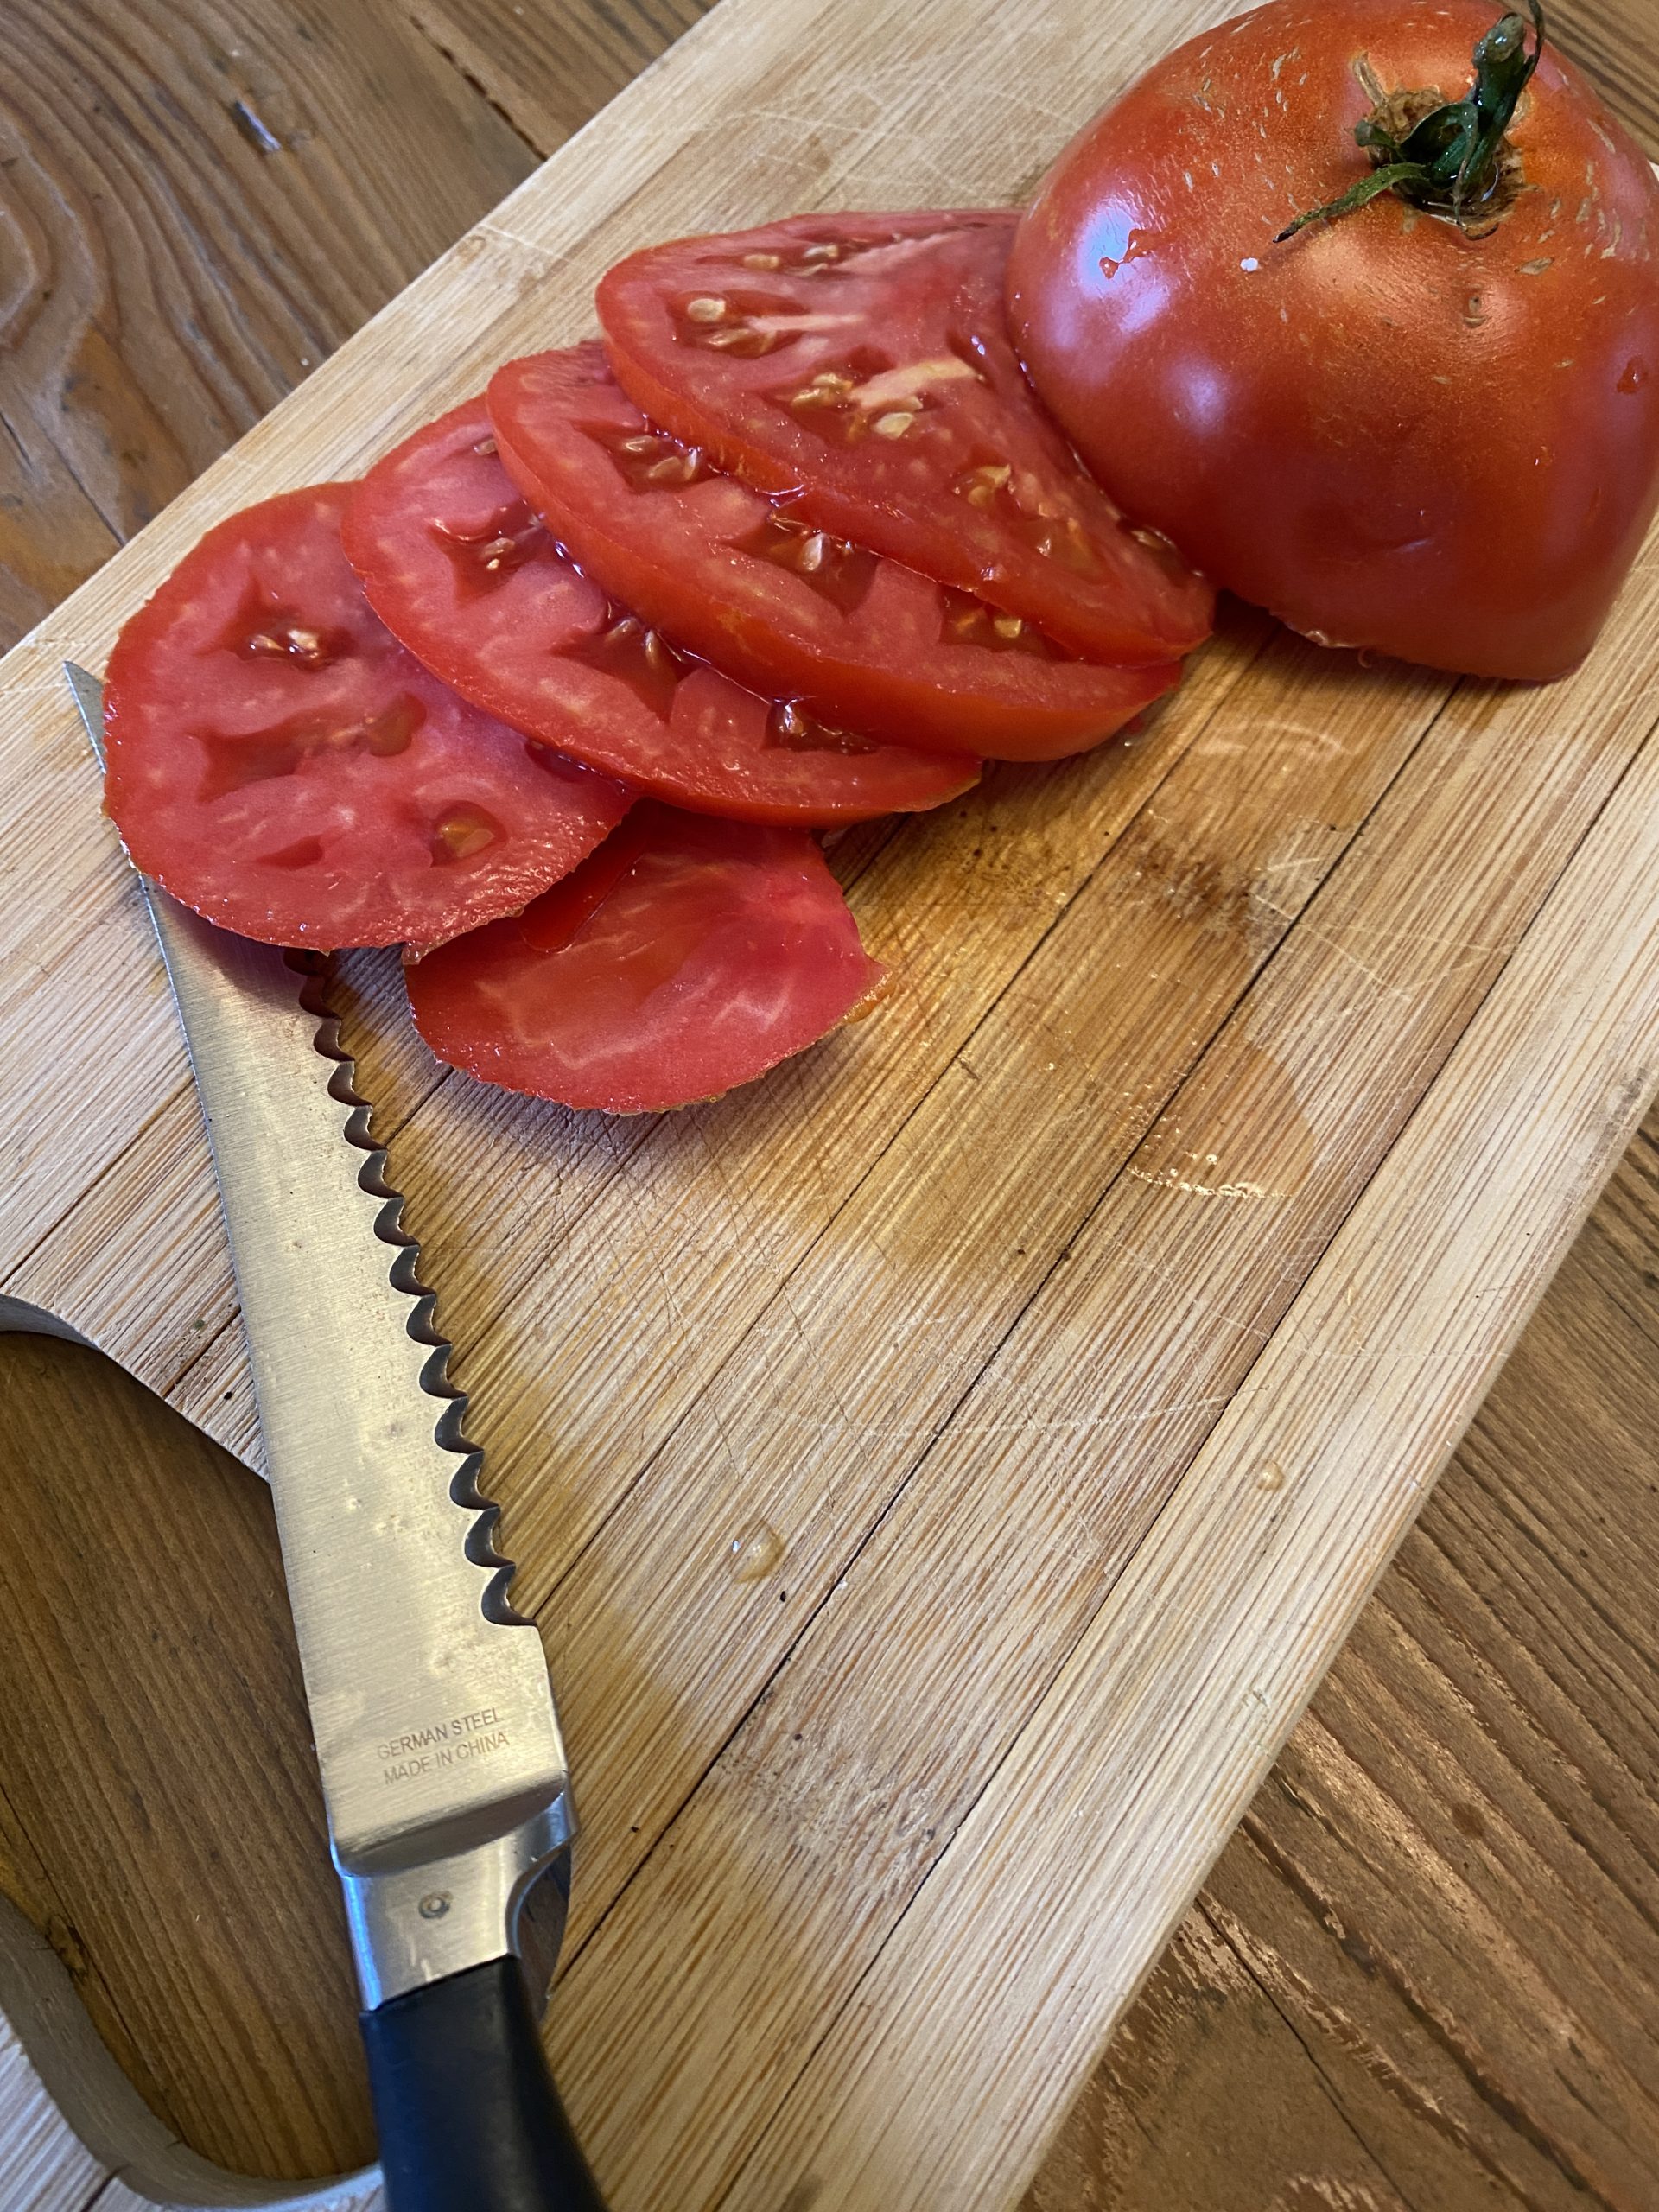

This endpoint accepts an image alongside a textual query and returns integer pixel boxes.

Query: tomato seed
[685,295,728,322]
[705,326,776,355]
[431,804,502,861]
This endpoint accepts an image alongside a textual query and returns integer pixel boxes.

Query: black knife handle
[360,1957,607,2211]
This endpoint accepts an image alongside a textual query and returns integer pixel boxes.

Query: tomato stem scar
[1277,0,1544,243]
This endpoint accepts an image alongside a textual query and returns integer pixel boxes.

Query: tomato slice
[487,344,1181,763]
[342,400,978,825]
[102,485,632,950]
[594,210,1214,664]
[405,803,881,1113]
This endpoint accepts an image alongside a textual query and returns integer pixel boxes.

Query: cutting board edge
[0,1889,379,2212]
[719,714,1659,2210]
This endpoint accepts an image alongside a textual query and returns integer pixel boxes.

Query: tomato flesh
[1007,0,1659,680]
[405,803,881,1113]
[102,485,632,950]
[488,343,1180,762]
[343,400,978,824]
[595,210,1213,664]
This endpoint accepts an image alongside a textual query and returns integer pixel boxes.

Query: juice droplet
[1619,356,1649,394]
[728,1521,785,1583]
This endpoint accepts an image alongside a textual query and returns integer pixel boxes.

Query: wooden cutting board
[3,0,1658,2203]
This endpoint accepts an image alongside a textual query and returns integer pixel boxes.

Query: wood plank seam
[1192,1893,1434,2212]
[719,723,1659,2208]
[535,663,1535,1983]
[395,11,548,158]
[1226,1802,1623,2211]
[0,1074,195,1301]
[523,630,1286,1618]
[3,0,1659,2194]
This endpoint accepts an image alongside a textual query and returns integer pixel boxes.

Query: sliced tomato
[594,210,1214,664]
[405,803,881,1113]
[488,344,1181,763]
[342,400,978,825]
[102,484,632,950]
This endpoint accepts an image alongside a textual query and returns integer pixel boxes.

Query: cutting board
[3,0,1659,2202]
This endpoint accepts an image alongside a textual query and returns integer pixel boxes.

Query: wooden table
[1,3,1656,2204]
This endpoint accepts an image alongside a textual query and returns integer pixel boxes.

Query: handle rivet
[418,1891,452,1920]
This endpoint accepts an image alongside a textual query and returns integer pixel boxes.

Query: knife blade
[66,661,606,2211]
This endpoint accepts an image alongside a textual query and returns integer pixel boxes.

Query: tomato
[102,484,632,950]
[595,210,1213,664]
[343,399,978,825]
[488,343,1180,763]
[405,803,881,1113]
[1007,0,1659,681]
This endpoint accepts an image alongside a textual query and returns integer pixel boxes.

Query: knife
[66,662,607,2212]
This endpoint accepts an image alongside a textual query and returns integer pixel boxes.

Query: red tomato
[343,400,978,825]
[405,804,881,1113]
[103,485,631,950]
[1008,0,1659,680]
[596,210,1213,664]
[488,343,1180,762]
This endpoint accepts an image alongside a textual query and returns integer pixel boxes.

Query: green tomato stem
[1276,0,1544,244]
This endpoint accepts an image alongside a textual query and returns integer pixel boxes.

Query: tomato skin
[488,343,1181,763]
[103,483,631,950]
[344,399,979,827]
[597,210,1214,664]
[1007,0,1659,680]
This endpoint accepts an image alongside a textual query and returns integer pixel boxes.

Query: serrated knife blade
[66,661,606,2211]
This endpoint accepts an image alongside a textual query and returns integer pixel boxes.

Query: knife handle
[360,1957,607,2210]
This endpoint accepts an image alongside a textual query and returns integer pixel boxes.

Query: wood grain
[0,0,536,650]
[0,0,1656,2208]
[1031,1115,1659,2212]
[0,1332,371,2180]
[404,0,713,153]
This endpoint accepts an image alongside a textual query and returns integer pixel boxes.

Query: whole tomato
[1007,0,1659,679]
